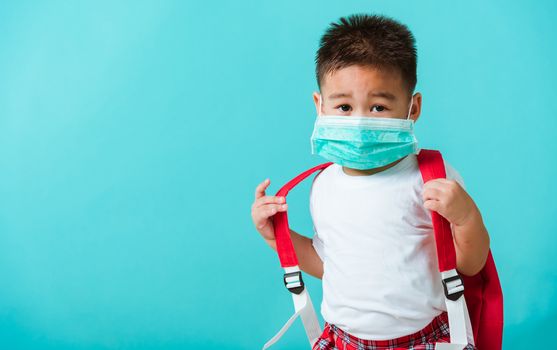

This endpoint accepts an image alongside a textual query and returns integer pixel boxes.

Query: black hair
[315,14,417,94]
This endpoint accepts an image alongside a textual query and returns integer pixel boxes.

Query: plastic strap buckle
[283,271,304,295]
[442,271,465,301]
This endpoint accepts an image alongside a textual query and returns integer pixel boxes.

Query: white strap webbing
[435,269,475,350]
[262,271,321,349]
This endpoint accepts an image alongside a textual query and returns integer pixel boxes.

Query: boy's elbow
[458,261,483,277]
[457,241,490,277]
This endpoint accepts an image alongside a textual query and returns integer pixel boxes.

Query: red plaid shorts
[312,311,477,350]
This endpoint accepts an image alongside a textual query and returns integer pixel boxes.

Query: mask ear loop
[406,94,414,120]
[318,94,323,117]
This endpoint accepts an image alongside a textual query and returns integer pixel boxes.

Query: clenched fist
[422,178,479,227]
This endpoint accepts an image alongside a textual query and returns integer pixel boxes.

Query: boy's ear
[312,91,321,115]
[410,92,422,122]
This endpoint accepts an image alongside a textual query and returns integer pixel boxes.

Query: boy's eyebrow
[328,92,352,99]
[327,91,397,100]
[369,91,397,100]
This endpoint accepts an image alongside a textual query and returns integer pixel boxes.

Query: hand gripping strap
[273,162,333,268]
[417,149,457,272]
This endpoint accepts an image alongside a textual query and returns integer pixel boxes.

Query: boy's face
[313,64,421,122]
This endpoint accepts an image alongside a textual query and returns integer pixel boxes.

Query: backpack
[262,149,503,350]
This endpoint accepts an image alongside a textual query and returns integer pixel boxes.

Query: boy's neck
[342,157,406,176]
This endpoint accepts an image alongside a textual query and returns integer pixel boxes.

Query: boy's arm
[452,209,490,277]
[264,229,324,280]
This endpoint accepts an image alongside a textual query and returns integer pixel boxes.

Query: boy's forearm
[290,229,324,279]
[453,209,490,277]
[265,229,324,279]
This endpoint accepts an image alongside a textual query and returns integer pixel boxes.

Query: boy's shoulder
[412,150,466,189]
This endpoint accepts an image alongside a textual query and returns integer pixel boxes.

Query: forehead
[321,65,407,99]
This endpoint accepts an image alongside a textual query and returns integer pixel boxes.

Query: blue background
[1,1,555,349]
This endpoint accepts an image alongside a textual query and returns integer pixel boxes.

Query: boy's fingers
[254,208,272,228]
[434,178,454,185]
[423,179,448,192]
[422,187,444,201]
[425,178,457,188]
[254,203,289,223]
[423,199,441,212]
[254,178,270,199]
[264,203,288,216]
[254,195,285,209]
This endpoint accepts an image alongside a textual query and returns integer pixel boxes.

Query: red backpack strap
[264,164,332,349]
[417,149,457,273]
[418,149,476,347]
[417,150,504,348]
[273,162,333,269]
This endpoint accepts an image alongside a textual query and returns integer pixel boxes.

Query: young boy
[251,14,489,349]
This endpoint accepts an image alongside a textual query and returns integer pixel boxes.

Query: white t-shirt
[310,152,465,340]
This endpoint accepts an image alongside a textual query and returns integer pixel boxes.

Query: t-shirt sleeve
[312,225,325,262]
[309,174,326,262]
[444,160,466,191]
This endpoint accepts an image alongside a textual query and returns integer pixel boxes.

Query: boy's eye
[336,104,351,112]
[371,105,386,112]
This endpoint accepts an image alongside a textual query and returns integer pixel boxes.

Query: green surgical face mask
[310,95,419,170]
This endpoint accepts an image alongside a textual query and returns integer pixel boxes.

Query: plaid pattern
[312,311,476,350]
